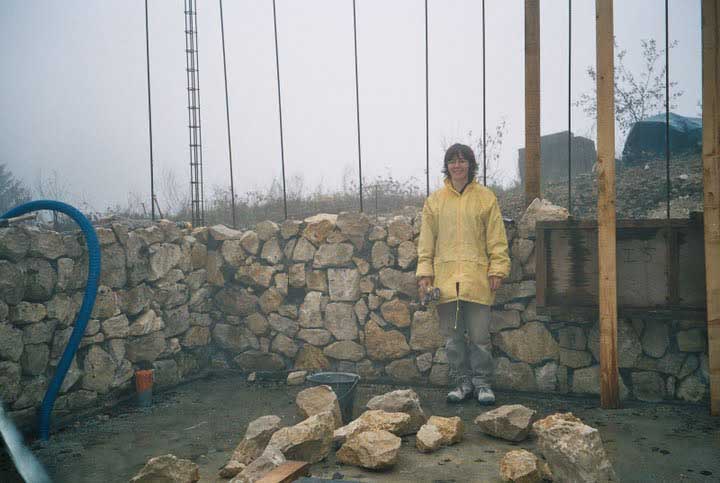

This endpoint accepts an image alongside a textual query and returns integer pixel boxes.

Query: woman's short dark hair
[442,143,478,180]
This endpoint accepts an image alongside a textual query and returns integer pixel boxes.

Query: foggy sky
[0,0,702,213]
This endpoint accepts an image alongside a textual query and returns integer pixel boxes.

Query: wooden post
[525,0,541,206]
[595,0,619,409]
[702,0,720,417]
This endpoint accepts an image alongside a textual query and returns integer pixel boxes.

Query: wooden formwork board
[524,0,541,206]
[702,0,720,416]
[595,0,619,409]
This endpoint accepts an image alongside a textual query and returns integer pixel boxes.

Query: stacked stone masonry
[0,210,710,428]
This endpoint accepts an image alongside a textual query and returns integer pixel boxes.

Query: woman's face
[448,154,470,184]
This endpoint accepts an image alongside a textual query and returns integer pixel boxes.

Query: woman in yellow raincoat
[416,143,510,405]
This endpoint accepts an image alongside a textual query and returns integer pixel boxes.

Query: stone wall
[0,207,711,429]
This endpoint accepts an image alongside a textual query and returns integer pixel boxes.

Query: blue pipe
[1,200,101,441]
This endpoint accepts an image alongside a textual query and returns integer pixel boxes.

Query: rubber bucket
[306,372,360,424]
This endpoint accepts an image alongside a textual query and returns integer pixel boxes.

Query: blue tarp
[622,112,702,164]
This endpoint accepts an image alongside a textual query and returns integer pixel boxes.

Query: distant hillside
[496,153,704,221]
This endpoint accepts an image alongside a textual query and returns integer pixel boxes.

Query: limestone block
[499,450,545,483]
[336,430,401,470]
[267,412,334,464]
[378,268,417,298]
[324,302,358,340]
[385,359,420,382]
[380,299,410,328]
[493,322,559,364]
[676,329,707,353]
[475,404,536,442]
[21,344,49,376]
[81,346,116,394]
[0,323,24,361]
[281,219,302,239]
[181,326,211,348]
[21,258,56,302]
[334,410,412,444]
[271,334,299,358]
[215,287,258,316]
[294,345,331,371]
[371,241,394,269]
[532,413,616,483]
[268,313,299,337]
[366,388,426,434]
[234,351,285,372]
[323,341,365,362]
[297,328,332,346]
[313,243,354,268]
[240,231,260,255]
[397,241,417,269]
[213,324,259,352]
[260,237,283,265]
[410,310,444,352]
[518,199,569,239]
[327,268,360,302]
[296,385,342,428]
[364,320,410,361]
[220,415,282,478]
[129,454,199,483]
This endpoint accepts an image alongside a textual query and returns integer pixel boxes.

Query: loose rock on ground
[475,404,537,442]
[336,429,402,470]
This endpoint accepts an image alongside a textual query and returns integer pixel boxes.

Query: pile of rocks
[475,404,617,482]
[215,387,438,480]
[131,384,617,482]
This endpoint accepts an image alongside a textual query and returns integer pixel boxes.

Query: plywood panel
[539,220,705,312]
[616,230,667,307]
[679,224,707,307]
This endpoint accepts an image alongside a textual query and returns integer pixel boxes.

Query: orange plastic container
[134,370,153,407]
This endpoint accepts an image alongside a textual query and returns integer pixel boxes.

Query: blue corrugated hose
[1,200,101,441]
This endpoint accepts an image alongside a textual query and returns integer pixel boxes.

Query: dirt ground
[1,374,719,483]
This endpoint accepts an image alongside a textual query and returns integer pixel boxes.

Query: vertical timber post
[525,0,541,206]
[702,0,720,417]
[596,0,619,409]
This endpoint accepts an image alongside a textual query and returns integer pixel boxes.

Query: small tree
[577,38,684,137]
[0,164,31,213]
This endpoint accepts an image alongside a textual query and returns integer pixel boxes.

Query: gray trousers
[437,301,493,388]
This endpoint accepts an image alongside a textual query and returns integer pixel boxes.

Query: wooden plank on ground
[524,0,541,206]
[702,0,720,417]
[256,461,310,483]
[595,0,619,409]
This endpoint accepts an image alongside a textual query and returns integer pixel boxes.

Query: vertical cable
[425,0,430,197]
[352,0,363,212]
[568,0,572,215]
[482,0,487,186]
[665,0,671,219]
[219,0,237,228]
[144,0,155,220]
[272,0,288,219]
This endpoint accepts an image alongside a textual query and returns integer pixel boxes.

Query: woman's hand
[489,276,503,292]
[417,276,434,300]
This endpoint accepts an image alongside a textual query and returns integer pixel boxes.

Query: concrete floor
[1,374,719,482]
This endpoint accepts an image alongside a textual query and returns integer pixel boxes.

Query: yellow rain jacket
[416,179,510,305]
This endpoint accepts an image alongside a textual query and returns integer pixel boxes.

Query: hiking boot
[475,385,496,405]
[446,383,474,403]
